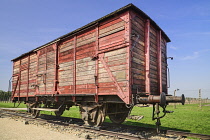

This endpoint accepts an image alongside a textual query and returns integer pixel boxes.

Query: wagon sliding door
[36,45,56,94]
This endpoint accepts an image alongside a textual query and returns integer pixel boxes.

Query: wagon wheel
[84,107,105,127]
[31,103,40,118]
[108,112,128,124]
[54,104,66,117]
[26,103,32,113]
[108,103,131,124]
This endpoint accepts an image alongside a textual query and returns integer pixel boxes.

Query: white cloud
[181,49,210,60]
[182,52,199,60]
[169,45,178,50]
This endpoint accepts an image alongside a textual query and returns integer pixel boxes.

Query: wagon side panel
[161,38,168,94]
[130,13,146,94]
[149,26,159,94]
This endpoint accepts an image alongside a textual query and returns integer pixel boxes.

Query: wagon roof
[12,3,170,61]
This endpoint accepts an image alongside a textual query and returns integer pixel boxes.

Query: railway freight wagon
[11,4,185,127]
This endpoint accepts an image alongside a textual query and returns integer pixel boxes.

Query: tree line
[0,90,12,101]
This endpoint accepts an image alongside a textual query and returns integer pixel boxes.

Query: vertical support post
[95,24,99,103]
[174,89,176,109]
[11,74,19,101]
[199,89,202,109]
[45,48,47,94]
[73,36,77,102]
[35,51,40,101]
[126,11,132,104]
[27,54,30,101]
[12,61,15,99]
[18,59,21,101]
[157,31,162,94]
[53,42,59,101]
[54,43,58,93]
[145,19,150,93]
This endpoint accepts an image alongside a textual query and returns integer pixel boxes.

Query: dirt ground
[0,117,85,140]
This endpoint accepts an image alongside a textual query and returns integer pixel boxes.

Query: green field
[0,102,209,135]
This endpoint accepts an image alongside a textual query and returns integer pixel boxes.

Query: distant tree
[0,90,11,101]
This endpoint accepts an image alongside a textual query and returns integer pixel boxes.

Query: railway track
[1,108,210,140]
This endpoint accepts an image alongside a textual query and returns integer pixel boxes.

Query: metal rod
[174,90,176,109]
[199,89,202,109]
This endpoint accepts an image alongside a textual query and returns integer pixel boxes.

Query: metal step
[0,108,27,111]
[31,108,59,112]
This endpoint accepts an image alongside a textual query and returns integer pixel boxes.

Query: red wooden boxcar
[11,4,184,126]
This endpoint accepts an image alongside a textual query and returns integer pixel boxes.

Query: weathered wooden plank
[77,37,96,47]
[99,30,125,48]
[100,16,123,28]
[132,57,145,66]
[98,76,126,83]
[77,32,96,43]
[150,26,157,36]
[99,59,126,68]
[132,51,145,61]
[99,26,125,39]
[76,64,95,72]
[132,68,145,76]
[14,61,20,66]
[76,79,95,85]
[133,16,145,27]
[76,75,94,81]
[76,43,95,56]
[131,23,144,35]
[99,64,127,74]
[59,81,73,87]
[59,61,74,68]
[99,21,125,37]
[104,47,127,57]
[131,24,144,37]
[76,70,95,76]
[60,41,74,53]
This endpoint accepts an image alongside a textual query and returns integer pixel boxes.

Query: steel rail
[166,130,210,140]
[0,109,144,140]
[1,108,210,140]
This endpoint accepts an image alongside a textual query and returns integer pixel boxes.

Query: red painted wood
[145,19,150,93]
[73,36,76,102]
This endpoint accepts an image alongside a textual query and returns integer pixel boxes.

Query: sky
[0,0,210,98]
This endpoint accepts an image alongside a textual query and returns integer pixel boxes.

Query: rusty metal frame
[145,19,150,93]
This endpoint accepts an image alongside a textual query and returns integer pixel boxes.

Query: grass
[128,104,210,135]
[0,102,210,135]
